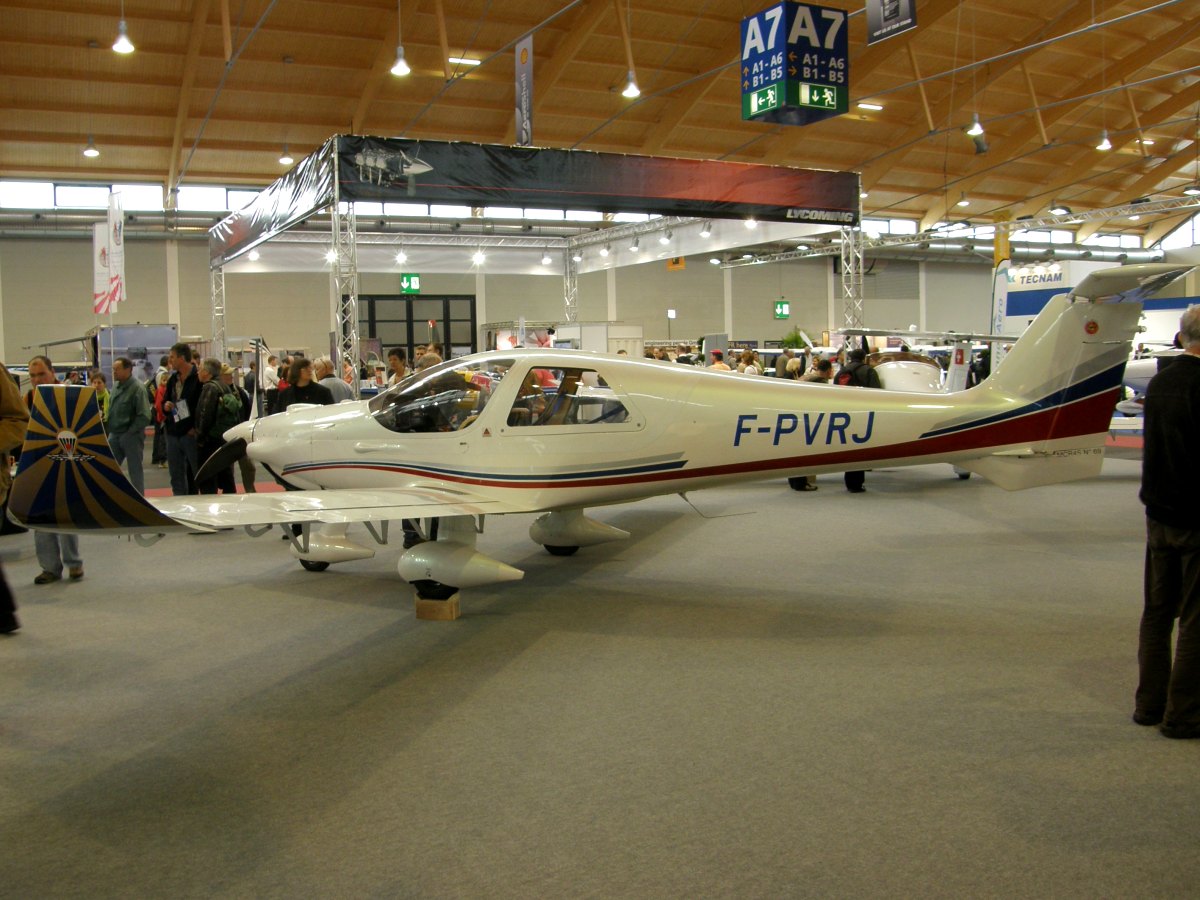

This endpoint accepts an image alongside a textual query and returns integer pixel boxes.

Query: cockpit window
[506,367,629,427]
[369,358,511,433]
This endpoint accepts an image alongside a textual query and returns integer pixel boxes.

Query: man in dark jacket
[162,341,201,495]
[835,348,881,493]
[1136,306,1200,739]
[194,358,238,495]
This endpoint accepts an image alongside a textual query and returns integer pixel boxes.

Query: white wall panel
[924,262,992,332]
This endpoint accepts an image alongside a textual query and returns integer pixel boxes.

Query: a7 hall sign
[740,1,849,127]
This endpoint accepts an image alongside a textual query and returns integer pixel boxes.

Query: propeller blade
[195,437,247,485]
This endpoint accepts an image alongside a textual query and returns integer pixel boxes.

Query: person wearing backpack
[194,357,240,495]
[835,348,881,493]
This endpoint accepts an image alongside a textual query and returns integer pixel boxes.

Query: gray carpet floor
[1,458,1196,898]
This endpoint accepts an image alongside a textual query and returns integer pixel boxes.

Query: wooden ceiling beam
[1012,80,1200,219]
[166,0,214,206]
[860,0,1092,190]
[918,18,1200,230]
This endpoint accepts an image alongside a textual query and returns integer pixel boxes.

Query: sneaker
[68,566,84,580]
[34,571,61,585]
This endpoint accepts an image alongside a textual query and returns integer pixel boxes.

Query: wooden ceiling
[2,0,1198,245]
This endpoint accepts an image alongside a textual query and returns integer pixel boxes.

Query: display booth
[206,135,859,396]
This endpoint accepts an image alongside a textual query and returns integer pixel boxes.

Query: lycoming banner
[336,136,859,224]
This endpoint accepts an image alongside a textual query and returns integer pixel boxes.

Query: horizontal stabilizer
[958,444,1105,491]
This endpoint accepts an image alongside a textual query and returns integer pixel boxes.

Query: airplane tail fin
[952,263,1193,489]
[8,385,178,533]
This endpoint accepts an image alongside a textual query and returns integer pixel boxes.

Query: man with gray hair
[1136,304,1200,739]
[314,356,353,402]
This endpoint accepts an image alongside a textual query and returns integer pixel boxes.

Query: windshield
[368,358,512,433]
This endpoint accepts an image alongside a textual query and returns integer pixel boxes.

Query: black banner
[337,136,858,225]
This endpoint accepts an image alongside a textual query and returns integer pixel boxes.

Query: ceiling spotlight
[324,249,338,263]
[956,196,969,208]
[248,249,261,262]
[472,250,486,265]
[599,245,610,257]
[571,250,583,262]
[699,221,711,238]
[631,238,641,252]
[966,113,984,137]
[278,144,293,165]
[745,218,758,229]
[709,257,721,265]
[659,231,671,245]
[390,47,411,77]
[1097,130,1112,151]
[860,191,869,199]
[1138,138,1155,145]
[112,18,134,54]
[1184,185,1200,196]
[390,0,410,76]
[541,250,553,265]
[857,102,884,111]
[395,250,407,264]
[1129,214,1140,221]
[1049,204,1071,215]
[621,71,640,98]
[796,243,810,250]
[82,135,100,158]
[448,56,481,67]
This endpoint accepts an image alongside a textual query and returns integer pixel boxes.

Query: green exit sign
[742,84,781,118]
[774,301,790,319]
[794,82,841,110]
[400,273,421,294]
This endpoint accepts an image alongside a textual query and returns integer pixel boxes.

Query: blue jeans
[109,429,147,494]
[165,432,198,495]
[35,531,81,576]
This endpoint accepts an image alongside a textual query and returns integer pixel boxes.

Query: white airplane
[9,263,1191,604]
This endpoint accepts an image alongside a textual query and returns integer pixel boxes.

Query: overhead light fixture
[745,218,758,229]
[472,249,486,265]
[857,102,884,111]
[860,191,869,199]
[796,243,810,250]
[1138,138,1155,145]
[571,250,583,262]
[1184,185,1200,196]
[278,144,293,165]
[966,113,984,137]
[621,70,640,98]
[82,135,100,158]
[324,249,338,263]
[1049,204,1071,215]
[541,250,553,265]
[709,257,721,265]
[1097,130,1112,151]
[631,237,641,252]
[599,244,610,257]
[390,0,410,76]
[112,3,134,55]
[448,56,480,67]
[248,249,261,262]
[395,250,407,264]
[1129,214,1140,221]
[659,231,671,246]
[956,195,970,208]
[699,221,711,238]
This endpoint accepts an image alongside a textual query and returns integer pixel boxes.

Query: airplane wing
[153,487,534,532]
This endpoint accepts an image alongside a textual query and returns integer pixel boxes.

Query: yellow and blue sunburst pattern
[9,385,176,531]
